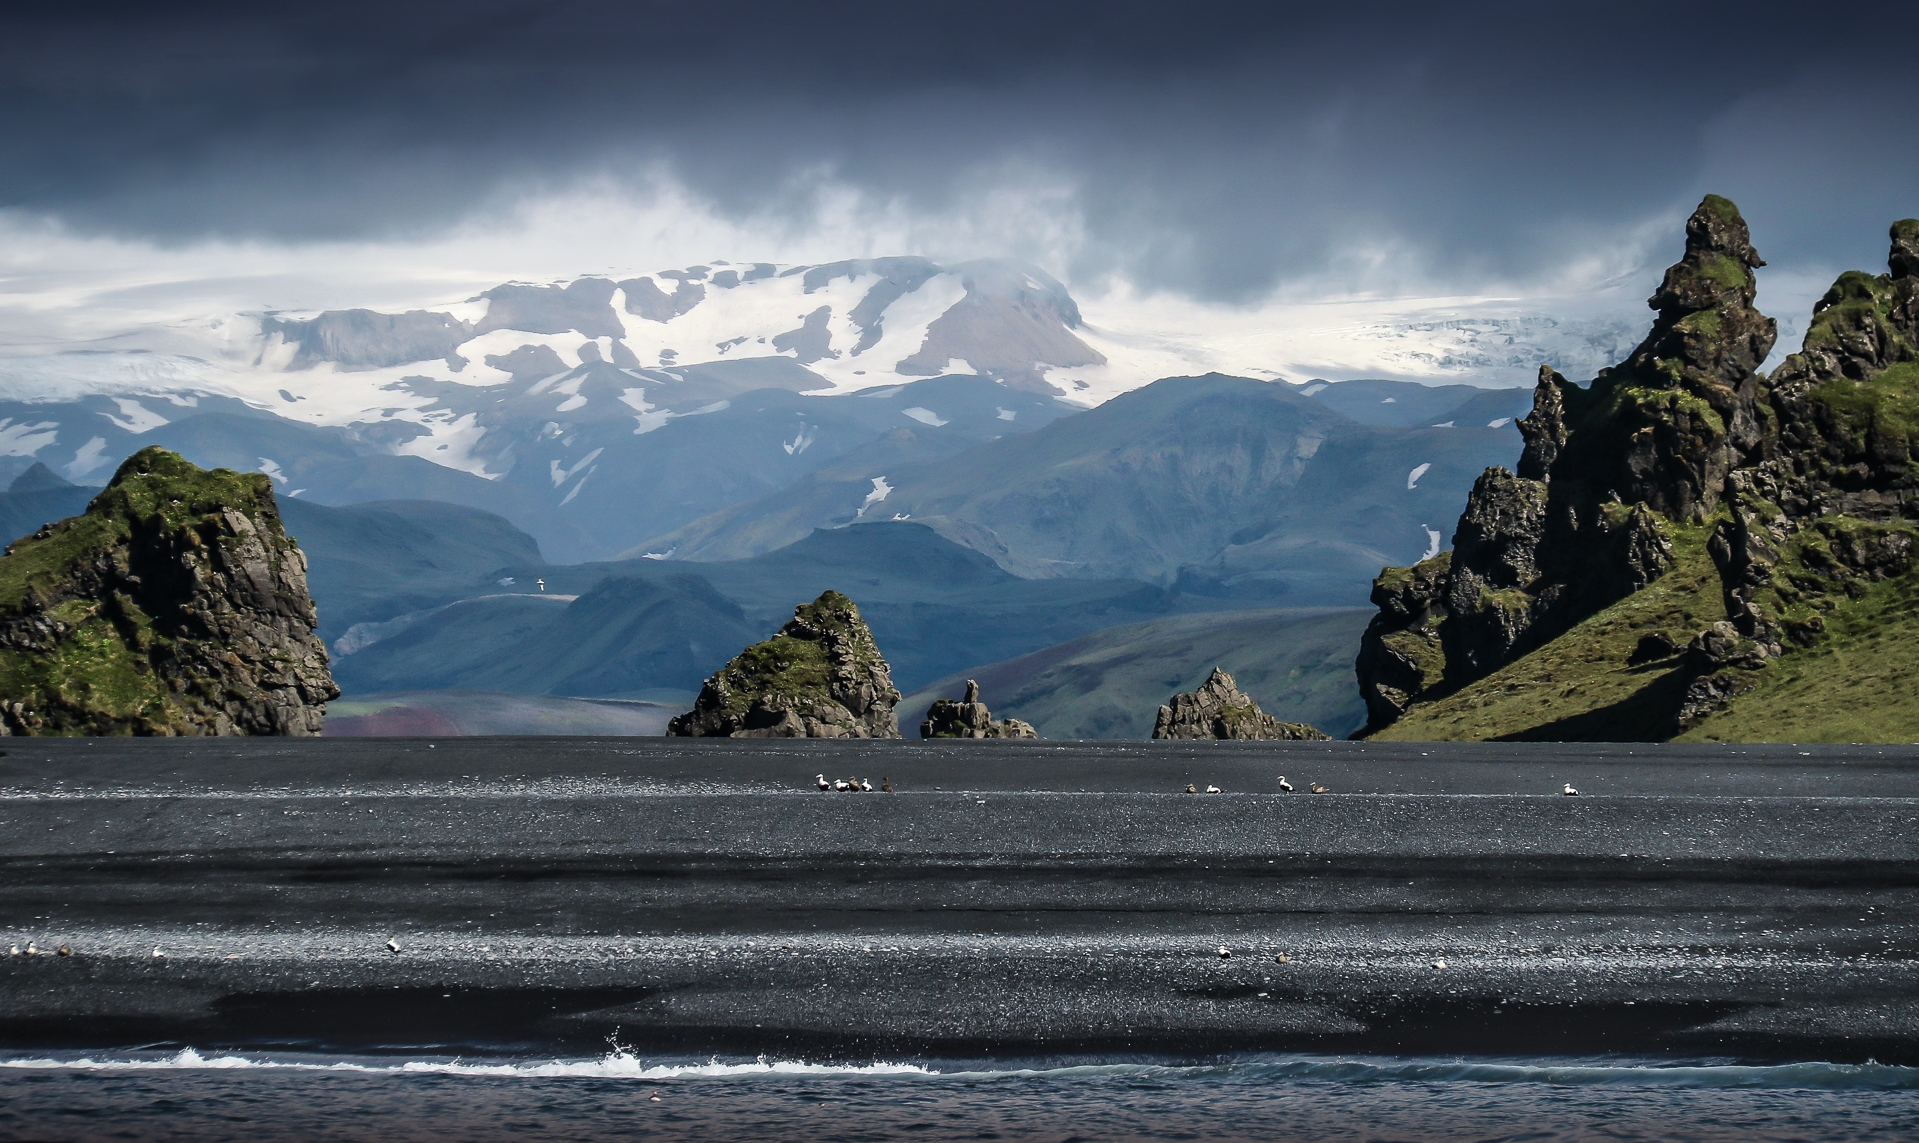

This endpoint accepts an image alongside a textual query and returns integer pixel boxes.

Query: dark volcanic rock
[1354,552,1451,728]
[920,679,1036,739]
[1357,206,1919,740]
[0,447,338,735]
[1355,196,1768,734]
[1626,631,1679,666]
[668,590,902,738]
[1153,666,1329,741]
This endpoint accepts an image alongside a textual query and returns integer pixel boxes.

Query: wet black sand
[2,738,1916,1060]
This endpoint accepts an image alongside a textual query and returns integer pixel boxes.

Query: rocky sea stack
[668,590,902,738]
[1357,200,1919,741]
[920,680,1037,738]
[1152,667,1329,740]
[0,447,338,735]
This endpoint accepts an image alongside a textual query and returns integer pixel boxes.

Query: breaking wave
[2,1048,1915,1091]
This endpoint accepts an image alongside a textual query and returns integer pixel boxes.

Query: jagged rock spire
[1888,218,1919,281]
[1625,193,1777,398]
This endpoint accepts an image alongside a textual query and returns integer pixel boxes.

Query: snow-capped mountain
[0,253,1638,562]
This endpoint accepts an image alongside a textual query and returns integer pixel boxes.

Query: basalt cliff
[669,589,903,738]
[0,448,338,735]
[1356,199,1919,741]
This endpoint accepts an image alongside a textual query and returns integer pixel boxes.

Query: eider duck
[1277,776,1294,792]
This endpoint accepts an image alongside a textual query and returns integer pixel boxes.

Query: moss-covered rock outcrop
[0,447,338,735]
[668,590,902,738]
[1357,207,1919,741]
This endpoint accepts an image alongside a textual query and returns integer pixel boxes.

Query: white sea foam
[3,1049,1913,1091]
[0,1046,938,1081]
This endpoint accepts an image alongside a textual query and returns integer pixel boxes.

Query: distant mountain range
[0,253,1555,734]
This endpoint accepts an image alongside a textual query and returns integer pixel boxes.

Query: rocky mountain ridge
[1358,201,1919,741]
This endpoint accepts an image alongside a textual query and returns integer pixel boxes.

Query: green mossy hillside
[1370,525,1721,742]
[1678,563,1919,742]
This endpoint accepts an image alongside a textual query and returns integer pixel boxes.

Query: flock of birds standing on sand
[815,774,1585,795]
[817,775,893,792]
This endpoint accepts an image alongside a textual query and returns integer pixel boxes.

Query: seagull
[386,939,400,954]
[1563,783,1579,796]
[816,774,830,790]
[1205,785,1222,794]
[1277,776,1294,792]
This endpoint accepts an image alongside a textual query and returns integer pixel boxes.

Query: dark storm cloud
[2,0,1915,298]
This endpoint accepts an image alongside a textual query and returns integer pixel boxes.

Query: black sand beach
[3,738,1916,1061]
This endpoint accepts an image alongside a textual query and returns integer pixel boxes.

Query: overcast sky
[1,0,1914,337]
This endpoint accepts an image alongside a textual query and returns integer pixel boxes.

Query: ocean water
[1,1048,1916,1142]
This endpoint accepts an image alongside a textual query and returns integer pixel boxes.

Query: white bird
[1205,785,1222,794]
[833,778,852,791]
[1277,776,1294,792]
[1432,959,1448,969]
[816,774,830,791]
[1217,946,1232,959]
[1563,783,1579,796]
[151,947,164,959]
[386,939,400,954]
[859,778,874,792]
[24,943,36,956]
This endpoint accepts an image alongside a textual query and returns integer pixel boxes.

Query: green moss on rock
[0,446,337,736]
[669,589,902,738]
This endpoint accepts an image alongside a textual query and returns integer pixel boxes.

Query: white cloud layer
[0,164,1847,406]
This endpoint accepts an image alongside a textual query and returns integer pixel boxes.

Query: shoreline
[3,739,1916,1062]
